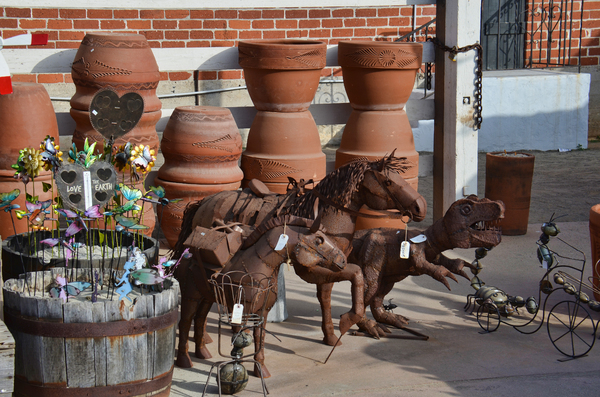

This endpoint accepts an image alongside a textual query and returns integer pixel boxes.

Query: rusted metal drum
[0,82,58,238]
[3,269,178,397]
[485,152,535,235]
[156,106,243,248]
[589,204,600,301]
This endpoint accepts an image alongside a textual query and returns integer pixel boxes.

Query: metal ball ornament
[553,273,565,285]
[526,296,538,314]
[219,362,249,395]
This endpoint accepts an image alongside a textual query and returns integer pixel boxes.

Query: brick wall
[0,5,435,85]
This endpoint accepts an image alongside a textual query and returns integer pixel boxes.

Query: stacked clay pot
[0,83,58,239]
[336,40,423,230]
[156,106,243,248]
[70,32,161,235]
[336,40,423,189]
[238,39,327,193]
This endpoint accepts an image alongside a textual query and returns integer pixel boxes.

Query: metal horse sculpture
[173,154,427,377]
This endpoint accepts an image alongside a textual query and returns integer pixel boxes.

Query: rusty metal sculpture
[172,154,427,377]
[345,195,505,339]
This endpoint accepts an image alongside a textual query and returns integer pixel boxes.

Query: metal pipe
[49,79,344,102]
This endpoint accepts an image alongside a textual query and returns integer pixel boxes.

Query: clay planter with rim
[238,39,327,112]
[157,106,243,185]
[0,82,59,238]
[239,39,327,193]
[70,32,161,235]
[335,40,422,188]
[154,177,241,249]
[156,105,243,247]
[589,204,600,301]
[485,152,535,236]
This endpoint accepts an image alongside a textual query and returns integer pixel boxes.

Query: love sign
[89,89,144,140]
[56,161,117,212]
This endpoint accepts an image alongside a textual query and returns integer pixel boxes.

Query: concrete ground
[170,147,600,397]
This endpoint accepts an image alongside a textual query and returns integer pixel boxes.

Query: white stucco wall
[412,69,591,152]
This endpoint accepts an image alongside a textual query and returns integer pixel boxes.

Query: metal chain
[427,37,483,130]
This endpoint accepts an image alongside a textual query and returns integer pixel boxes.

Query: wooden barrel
[1,229,157,294]
[3,269,178,397]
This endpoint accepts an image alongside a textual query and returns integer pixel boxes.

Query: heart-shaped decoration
[89,89,144,140]
[56,161,117,212]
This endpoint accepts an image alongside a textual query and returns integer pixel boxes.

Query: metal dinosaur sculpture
[172,154,427,377]
[343,195,505,339]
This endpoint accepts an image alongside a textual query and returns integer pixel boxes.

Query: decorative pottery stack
[336,40,423,229]
[156,106,243,248]
[238,39,327,193]
[0,82,58,238]
[70,32,162,234]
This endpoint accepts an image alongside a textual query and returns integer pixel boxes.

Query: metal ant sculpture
[466,214,600,360]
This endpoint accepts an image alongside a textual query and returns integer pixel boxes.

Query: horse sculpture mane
[286,156,414,219]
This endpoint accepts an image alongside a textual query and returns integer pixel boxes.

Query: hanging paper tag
[274,234,289,251]
[83,170,93,211]
[400,241,410,259]
[410,234,427,243]
[231,303,244,324]
[541,260,548,270]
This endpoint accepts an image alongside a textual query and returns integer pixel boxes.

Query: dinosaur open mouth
[470,220,501,233]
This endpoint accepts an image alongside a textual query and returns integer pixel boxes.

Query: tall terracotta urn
[485,152,535,235]
[70,32,161,234]
[0,82,58,239]
[156,106,243,248]
[239,39,327,193]
[336,40,423,190]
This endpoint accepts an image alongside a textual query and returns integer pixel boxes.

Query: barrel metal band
[13,367,173,397]
[4,308,178,338]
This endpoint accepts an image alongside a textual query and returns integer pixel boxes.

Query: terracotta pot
[239,39,327,193]
[71,108,161,154]
[334,110,419,188]
[337,41,423,111]
[157,106,243,184]
[590,204,600,301]
[154,177,241,248]
[70,32,161,112]
[238,39,327,112]
[0,82,59,238]
[241,111,326,193]
[355,206,409,231]
[485,152,535,235]
[335,40,422,178]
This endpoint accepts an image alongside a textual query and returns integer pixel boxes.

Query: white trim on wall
[3,0,435,8]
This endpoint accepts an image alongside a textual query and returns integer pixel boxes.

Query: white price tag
[231,303,244,324]
[83,170,93,211]
[410,234,427,243]
[274,234,289,251]
[542,260,548,270]
[400,241,410,259]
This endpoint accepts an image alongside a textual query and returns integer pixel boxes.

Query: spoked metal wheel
[476,302,501,333]
[547,300,597,359]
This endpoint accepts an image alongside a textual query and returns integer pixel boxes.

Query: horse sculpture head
[358,152,427,222]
